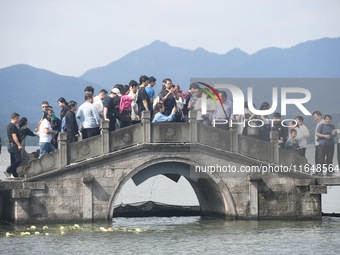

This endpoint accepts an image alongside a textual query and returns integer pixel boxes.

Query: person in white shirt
[211,91,233,130]
[93,89,108,120]
[39,109,56,158]
[190,88,216,125]
[295,115,310,157]
[76,93,101,140]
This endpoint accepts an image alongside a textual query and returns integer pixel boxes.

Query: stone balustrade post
[189,111,197,143]
[229,128,239,153]
[142,111,151,143]
[58,132,68,168]
[101,120,110,154]
[270,130,280,164]
[82,176,94,222]
[246,175,260,219]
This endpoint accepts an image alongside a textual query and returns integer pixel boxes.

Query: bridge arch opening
[113,175,200,217]
[322,186,340,216]
[108,160,236,219]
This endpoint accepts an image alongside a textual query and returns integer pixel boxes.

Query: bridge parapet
[24,150,61,179]
[238,135,270,162]
[110,123,144,151]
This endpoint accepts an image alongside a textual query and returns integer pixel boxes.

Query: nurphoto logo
[194,79,313,128]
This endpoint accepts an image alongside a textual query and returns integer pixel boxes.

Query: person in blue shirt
[152,103,176,123]
[145,76,156,117]
[285,129,299,153]
[316,114,336,176]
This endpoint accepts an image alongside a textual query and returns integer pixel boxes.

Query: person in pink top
[119,85,135,128]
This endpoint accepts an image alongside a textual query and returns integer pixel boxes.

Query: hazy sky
[0,0,339,76]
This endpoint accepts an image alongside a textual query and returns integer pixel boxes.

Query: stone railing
[23,111,307,179]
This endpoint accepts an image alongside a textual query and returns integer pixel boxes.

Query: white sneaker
[4,171,10,178]
[10,174,15,179]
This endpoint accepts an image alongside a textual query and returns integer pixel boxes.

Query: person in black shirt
[104,88,121,131]
[6,112,22,178]
[18,117,39,165]
[158,78,176,116]
[19,117,37,143]
[273,112,289,149]
[58,97,68,132]
[18,117,38,160]
[65,100,79,143]
[136,75,150,117]
[84,86,95,95]
[47,106,61,149]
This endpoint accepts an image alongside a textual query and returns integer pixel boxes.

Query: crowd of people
[3,75,340,179]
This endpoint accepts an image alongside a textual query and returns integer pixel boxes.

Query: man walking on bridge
[5,112,22,178]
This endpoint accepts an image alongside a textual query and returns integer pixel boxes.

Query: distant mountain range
[81,37,340,86]
[0,65,97,143]
[0,37,340,144]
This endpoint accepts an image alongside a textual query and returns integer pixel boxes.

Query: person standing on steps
[39,108,56,158]
[5,112,22,179]
[18,117,38,165]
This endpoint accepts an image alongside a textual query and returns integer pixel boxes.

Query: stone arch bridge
[1,112,336,223]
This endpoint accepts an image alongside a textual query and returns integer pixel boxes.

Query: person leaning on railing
[152,103,176,123]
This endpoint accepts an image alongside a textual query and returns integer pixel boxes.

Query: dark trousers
[215,123,230,131]
[316,145,328,166]
[131,120,141,125]
[315,145,318,165]
[82,127,100,139]
[109,118,117,132]
[298,147,306,157]
[317,144,335,172]
[120,121,131,128]
[338,143,340,168]
[7,148,22,177]
[120,110,131,128]
[67,134,78,143]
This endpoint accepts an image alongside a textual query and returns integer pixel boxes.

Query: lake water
[1,145,340,254]
[1,217,340,254]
